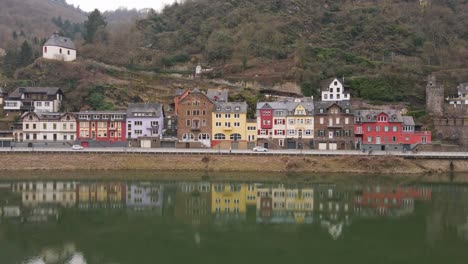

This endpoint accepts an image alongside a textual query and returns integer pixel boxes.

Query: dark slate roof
[8,87,62,99]
[458,83,468,92]
[207,89,229,102]
[76,111,127,115]
[314,101,352,114]
[354,110,402,122]
[43,33,76,50]
[320,77,350,92]
[21,112,76,121]
[214,102,247,113]
[402,116,415,126]
[127,103,163,118]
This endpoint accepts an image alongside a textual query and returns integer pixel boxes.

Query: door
[264,142,269,148]
[329,143,337,150]
[185,143,190,148]
[141,139,151,148]
[319,143,327,150]
[287,140,296,149]
[53,134,57,141]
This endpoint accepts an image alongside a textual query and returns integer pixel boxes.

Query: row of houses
[0,78,431,150]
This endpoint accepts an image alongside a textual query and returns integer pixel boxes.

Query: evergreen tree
[2,48,19,77]
[83,9,107,43]
[19,40,34,67]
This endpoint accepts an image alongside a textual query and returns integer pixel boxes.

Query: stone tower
[426,75,444,116]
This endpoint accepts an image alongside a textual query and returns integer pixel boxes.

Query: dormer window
[345,109,349,113]
[235,106,240,111]
[320,109,324,113]
[226,106,231,111]
[216,106,221,111]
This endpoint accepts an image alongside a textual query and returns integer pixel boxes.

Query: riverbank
[0,153,467,176]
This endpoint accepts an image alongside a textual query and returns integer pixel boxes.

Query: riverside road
[0,147,466,159]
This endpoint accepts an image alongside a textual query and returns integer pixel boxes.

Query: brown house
[314,101,355,150]
[177,89,215,148]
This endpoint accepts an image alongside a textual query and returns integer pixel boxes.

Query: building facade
[19,112,76,142]
[256,98,314,149]
[76,111,126,145]
[176,89,214,148]
[3,87,63,113]
[43,32,76,62]
[127,103,164,148]
[320,78,350,102]
[211,102,251,149]
[314,101,355,150]
[354,110,431,151]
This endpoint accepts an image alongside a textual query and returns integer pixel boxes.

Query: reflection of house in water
[175,182,211,225]
[126,182,163,214]
[256,184,314,224]
[314,184,354,239]
[12,181,77,208]
[162,184,177,217]
[212,183,247,223]
[354,186,431,217]
[77,182,126,209]
[0,183,22,221]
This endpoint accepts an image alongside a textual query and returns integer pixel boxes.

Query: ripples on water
[0,179,467,264]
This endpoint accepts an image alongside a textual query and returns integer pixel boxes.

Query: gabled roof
[214,102,247,113]
[314,101,352,113]
[402,116,415,126]
[178,88,215,105]
[320,77,351,92]
[207,89,229,102]
[8,87,62,99]
[127,103,163,118]
[354,109,402,122]
[44,33,76,50]
[22,112,76,121]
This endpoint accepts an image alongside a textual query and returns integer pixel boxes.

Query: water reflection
[1,180,468,263]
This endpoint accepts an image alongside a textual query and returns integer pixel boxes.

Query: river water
[0,176,467,264]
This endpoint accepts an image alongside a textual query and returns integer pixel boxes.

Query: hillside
[0,0,86,48]
[137,0,468,104]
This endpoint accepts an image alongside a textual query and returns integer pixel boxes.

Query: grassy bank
[0,153,466,177]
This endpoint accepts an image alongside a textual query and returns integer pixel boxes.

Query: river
[0,174,467,264]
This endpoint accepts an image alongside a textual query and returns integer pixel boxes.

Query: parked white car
[71,145,84,150]
[252,146,268,152]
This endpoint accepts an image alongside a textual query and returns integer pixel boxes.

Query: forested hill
[0,0,86,47]
[138,0,468,101]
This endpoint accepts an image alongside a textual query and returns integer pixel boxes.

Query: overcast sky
[66,0,178,12]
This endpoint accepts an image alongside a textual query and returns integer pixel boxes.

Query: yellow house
[212,102,249,149]
[211,183,246,214]
[285,187,314,223]
[246,119,257,147]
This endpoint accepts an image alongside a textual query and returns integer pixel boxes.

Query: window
[224,122,231,127]
[192,110,199,116]
[234,114,240,118]
[305,129,313,136]
[202,119,207,127]
[230,133,241,141]
[44,46,47,53]
[216,122,221,127]
[37,102,42,106]
[318,130,325,137]
[59,48,62,54]
[344,130,350,137]
[288,129,295,136]
[248,126,256,131]
[306,118,312,124]
[199,133,210,140]
[186,120,191,126]
[345,118,349,124]
[202,110,206,116]
[225,114,231,118]
[367,126,371,132]
[375,126,380,132]
[53,123,57,130]
[336,118,340,124]
[186,110,191,116]
[275,111,283,116]
[392,136,397,142]
[182,133,195,140]
[330,88,334,92]
[324,94,328,99]
[288,119,295,125]
[67,50,70,55]
[134,121,142,126]
[320,117,324,124]
[43,123,46,129]
[234,122,240,127]
[367,136,373,143]
[378,116,388,122]
[260,130,267,135]
[214,133,226,140]
[62,123,66,130]
[276,130,284,135]
[135,130,143,135]
[384,126,389,132]
[216,114,221,118]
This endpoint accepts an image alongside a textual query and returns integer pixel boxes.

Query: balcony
[223,126,232,131]
[327,123,343,128]
[191,126,201,131]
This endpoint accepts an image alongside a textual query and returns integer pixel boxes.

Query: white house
[3,87,63,113]
[321,78,351,102]
[447,83,468,106]
[19,112,77,142]
[43,32,76,62]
